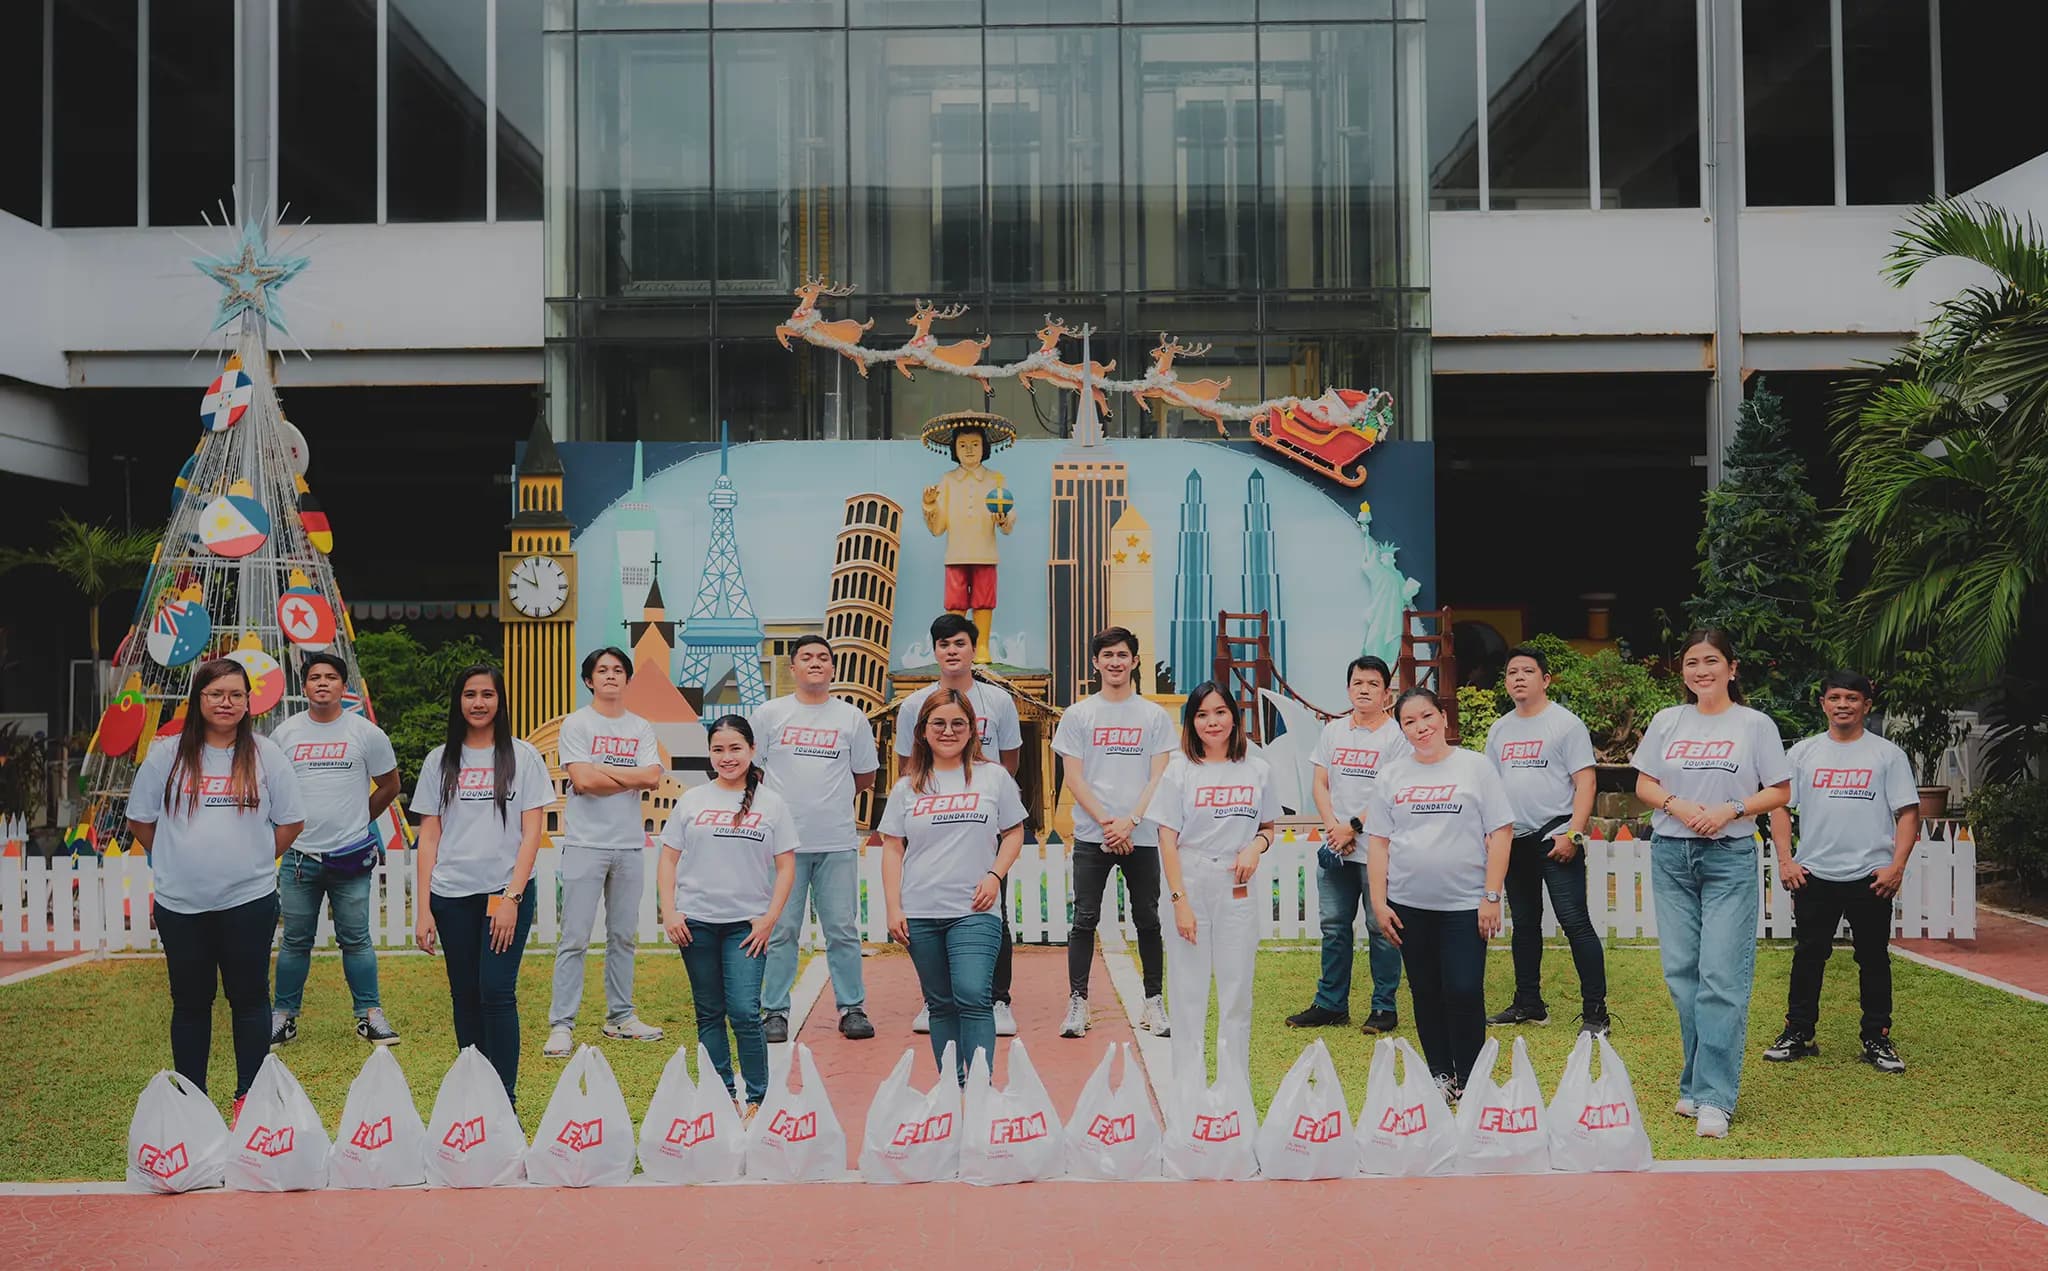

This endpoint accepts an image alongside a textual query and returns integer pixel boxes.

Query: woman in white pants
[1148,682,1280,1089]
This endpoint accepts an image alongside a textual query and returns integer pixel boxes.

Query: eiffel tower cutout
[675,421,768,713]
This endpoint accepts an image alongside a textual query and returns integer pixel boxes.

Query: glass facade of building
[543,1,1433,444]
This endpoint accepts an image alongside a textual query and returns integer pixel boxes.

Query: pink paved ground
[1898,910,2048,996]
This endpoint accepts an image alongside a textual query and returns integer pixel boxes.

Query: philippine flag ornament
[276,569,336,650]
[199,479,271,558]
[226,633,285,716]
[147,585,213,667]
[200,357,255,432]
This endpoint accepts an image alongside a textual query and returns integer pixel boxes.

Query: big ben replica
[501,413,578,738]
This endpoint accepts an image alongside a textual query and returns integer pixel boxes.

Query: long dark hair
[167,659,260,815]
[1180,681,1247,764]
[906,688,986,794]
[708,714,764,817]
[1677,627,1745,704]
[438,664,516,822]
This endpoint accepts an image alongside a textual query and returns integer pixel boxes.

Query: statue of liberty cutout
[919,411,1017,664]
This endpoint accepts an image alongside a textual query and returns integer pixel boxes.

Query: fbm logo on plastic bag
[988,1112,1048,1145]
[1577,1102,1633,1131]
[1086,1113,1135,1146]
[1291,1111,1343,1143]
[349,1116,393,1151]
[1191,1111,1241,1143]
[243,1125,295,1157]
[1376,1103,1428,1136]
[441,1116,488,1152]
[890,1113,954,1147]
[555,1118,604,1152]
[1476,1104,1539,1134]
[136,1141,189,1178]
[664,1113,717,1148]
[767,1109,817,1142]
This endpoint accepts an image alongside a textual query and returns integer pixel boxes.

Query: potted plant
[1880,646,1968,819]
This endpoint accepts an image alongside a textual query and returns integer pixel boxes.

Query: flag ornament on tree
[277,569,336,651]
[200,358,254,431]
[295,473,332,553]
[146,584,212,668]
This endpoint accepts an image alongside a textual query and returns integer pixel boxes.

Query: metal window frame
[267,0,279,213]
[377,0,388,224]
[41,0,53,227]
[137,0,149,226]
[1928,0,1945,195]
[1584,0,1600,209]
[487,0,499,222]
[1829,0,1845,206]
[1473,0,1489,210]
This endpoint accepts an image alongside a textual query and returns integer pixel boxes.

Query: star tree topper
[192,217,309,334]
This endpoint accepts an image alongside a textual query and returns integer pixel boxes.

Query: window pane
[850,31,984,297]
[576,0,709,26]
[1486,0,1589,209]
[1941,0,2048,192]
[1124,0,1253,20]
[850,0,981,24]
[498,0,545,219]
[714,31,847,301]
[988,0,1116,23]
[1126,26,1260,292]
[1742,0,1832,206]
[1427,0,1480,209]
[1261,332,1399,419]
[388,1,488,221]
[987,27,1119,294]
[1,2,45,222]
[1597,0,1699,207]
[1842,0,1930,204]
[53,0,138,227]
[279,0,376,223]
[716,339,841,440]
[147,0,235,226]
[1262,24,1397,290]
[579,343,712,441]
[1261,0,1393,18]
[577,33,711,298]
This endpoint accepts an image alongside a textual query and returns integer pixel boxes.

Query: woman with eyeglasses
[411,665,554,1104]
[126,659,306,1124]
[881,689,1026,1084]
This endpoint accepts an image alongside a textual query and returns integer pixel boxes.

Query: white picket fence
[0,822,1977,954]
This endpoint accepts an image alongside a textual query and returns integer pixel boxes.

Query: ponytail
[738,763,763,819]
[707,714,762,815]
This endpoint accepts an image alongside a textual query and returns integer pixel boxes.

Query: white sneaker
[1673,1097,1698,1119]
[993,1002,1018,1036]
[543,1024,575,1057]
[603,1015,665,1042]
[1140,996,1171,1037]
[1695,1106,1730,1138]
[912,1007,931,1034]
[1060,995,1089,1038]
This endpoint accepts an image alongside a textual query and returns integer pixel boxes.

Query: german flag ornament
[295,473,332,554]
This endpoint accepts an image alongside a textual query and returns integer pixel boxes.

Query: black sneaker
[838,1008,874,1040]
[762,1012,789,1044]
[1860,1033,1905,1074]
[1486,1002,1548,1027]
[269,1012,296,1048]
[1577,1002,1612,1036]
[1763,1028,1818,1062]
[1360,1010,1398,1035]
[1284,1005,1350,1028]
[355,1009,400,1046]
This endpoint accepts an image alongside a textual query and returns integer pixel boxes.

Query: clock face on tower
[506,554,570,618]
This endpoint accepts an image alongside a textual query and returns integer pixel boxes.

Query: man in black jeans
[1054,627,1177,1038]
[1765,671,1920,1073]
[1481,647,1608,1033]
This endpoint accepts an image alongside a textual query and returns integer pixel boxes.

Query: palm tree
[0,514,163,672]
[1828,200,2048,686]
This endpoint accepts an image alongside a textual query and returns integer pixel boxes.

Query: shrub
[1966,780,2048,894]
[1457,685,1498,752]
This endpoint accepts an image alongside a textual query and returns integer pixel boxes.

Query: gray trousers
[548,845,645,1028]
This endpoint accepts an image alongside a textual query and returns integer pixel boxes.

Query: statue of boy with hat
[920,411,1017,664]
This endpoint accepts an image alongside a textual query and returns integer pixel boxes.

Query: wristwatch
[1170,890,1184,902]
[1567,830,1587,847]
[1483,890,1502,904]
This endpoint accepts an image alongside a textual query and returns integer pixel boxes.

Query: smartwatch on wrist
[1483,890,1502,904]
[1567,830,1587,847]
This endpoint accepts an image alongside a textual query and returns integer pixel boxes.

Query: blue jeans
[680,919,770,1105]
[430,889,536,1105]
[273,850,380,1015]
[1652,834,1760,1117]
[1313,859,1403,1015]
[762,851,865,1015]
[1504,834,1608,1010]
[903,911,1002,1085]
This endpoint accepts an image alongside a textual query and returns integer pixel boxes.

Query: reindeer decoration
[1126,333,1234,433]
[896,300,994,392]
[776,275,875,376]
[1018,315,1117,418]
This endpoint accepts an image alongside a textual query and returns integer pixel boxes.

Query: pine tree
[1686,381,1834,739]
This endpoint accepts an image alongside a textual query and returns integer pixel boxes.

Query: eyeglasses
[201,690,248,704]
[927,719,971,733]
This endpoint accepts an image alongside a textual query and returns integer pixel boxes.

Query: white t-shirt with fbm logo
[1630,704,1790,841]
[1785,731,1918,881]
[658,781,797,923]
[1145,752,1282,863]
[557,705,662,850]
[753,694,881,854]
[878,762,1027,919]
[1483,703,1598,836]
[1051,693,1178,846]
[1310,715,1411,822]
[270,711,397,855]
[1364,749,1514,911]
[126,737,305,914]
[894,681,1023,759]
[411,741,555,897]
